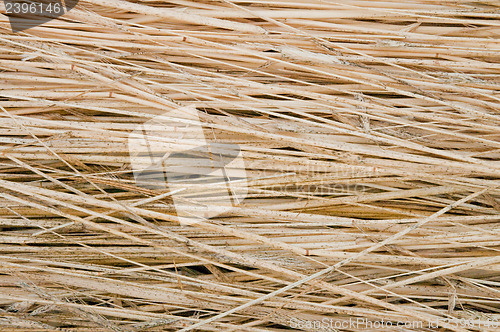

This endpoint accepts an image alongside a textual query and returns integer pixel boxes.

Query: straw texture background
[0,0,499,331]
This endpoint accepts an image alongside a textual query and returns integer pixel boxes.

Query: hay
[0,0,499,331]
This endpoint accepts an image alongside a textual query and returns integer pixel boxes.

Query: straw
[0,0,499,331]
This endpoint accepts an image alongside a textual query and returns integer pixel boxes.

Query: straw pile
[1,0,500,331]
